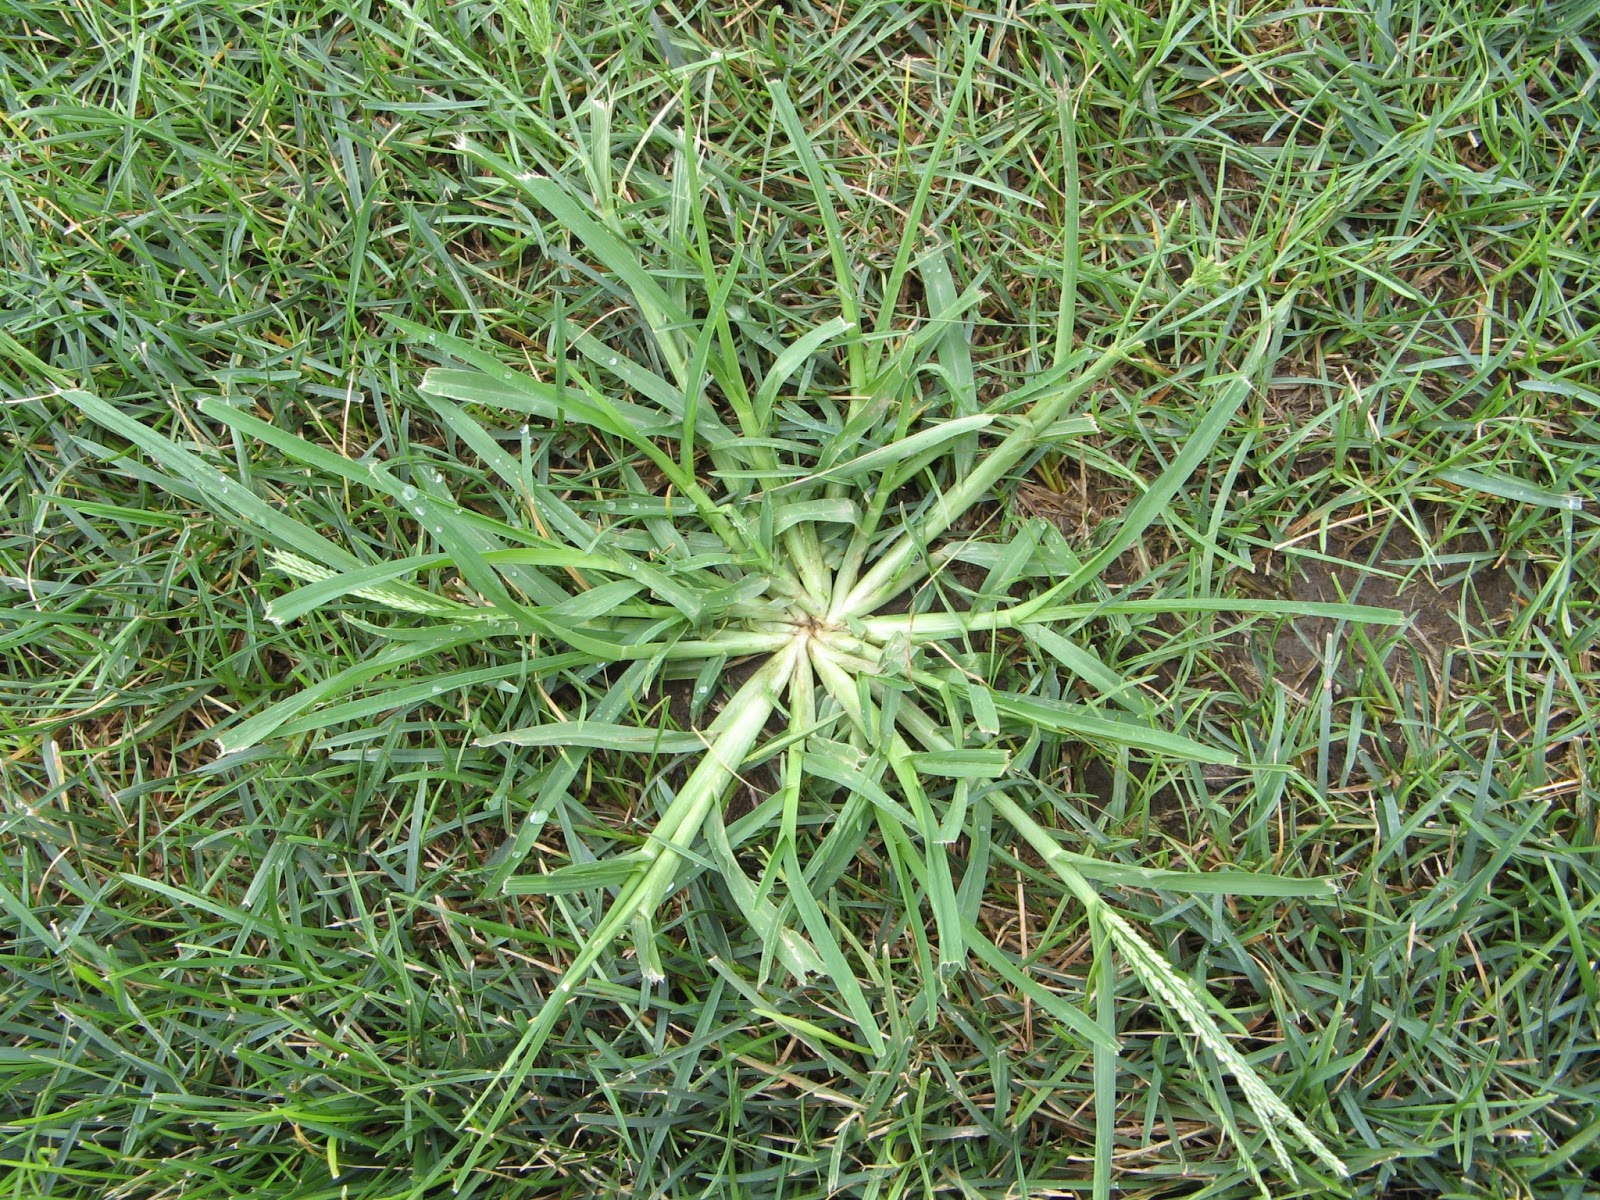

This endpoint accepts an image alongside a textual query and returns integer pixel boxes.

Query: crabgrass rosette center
[58,132,1374,1191]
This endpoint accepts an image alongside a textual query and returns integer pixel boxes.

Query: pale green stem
[781,646,816,849]
[636,645,802,897]
[808,644,964,971]
[605,628,797,662]
[781,522,834,615]
[858,591,1407,645]
[823,427,903,617]
[459,639,801,1137]
[832,339,1133,621]
[854,602,1067,644]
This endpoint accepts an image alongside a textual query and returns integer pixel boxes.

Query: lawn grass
[3,1,1599,1197]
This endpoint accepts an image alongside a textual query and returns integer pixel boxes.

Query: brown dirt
[1251,517,1520,723]
[1050,505,1527,833]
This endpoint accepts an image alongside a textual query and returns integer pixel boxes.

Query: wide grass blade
[61,390,364,576]
[476,722,707,753]
[986,689,1237,764]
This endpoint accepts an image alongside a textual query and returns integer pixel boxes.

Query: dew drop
[400,485,418,503]
[529,809,548,823]
[606,356,618,366]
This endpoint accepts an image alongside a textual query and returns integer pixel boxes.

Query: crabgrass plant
[60,134,1400,1193]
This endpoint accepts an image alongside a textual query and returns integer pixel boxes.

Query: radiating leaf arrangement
[58,102,1409,1191]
